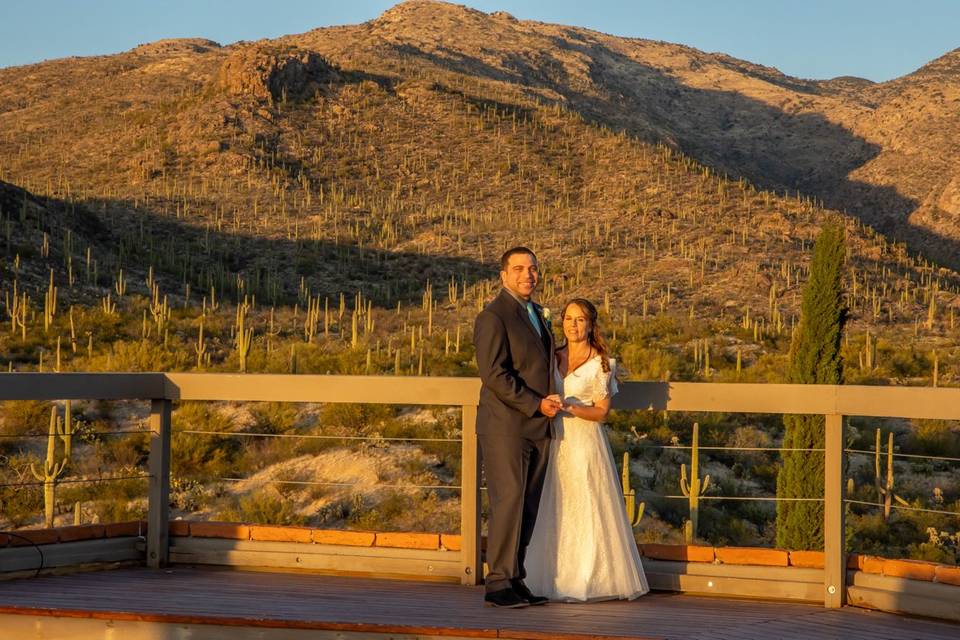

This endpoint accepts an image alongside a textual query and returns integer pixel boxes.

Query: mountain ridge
[1,0,958,268]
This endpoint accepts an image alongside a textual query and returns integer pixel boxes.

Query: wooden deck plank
[0,567,956,639]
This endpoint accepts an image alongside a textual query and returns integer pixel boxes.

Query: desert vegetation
[0,2,958,565]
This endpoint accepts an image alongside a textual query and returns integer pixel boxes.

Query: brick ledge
[4,523,958,587]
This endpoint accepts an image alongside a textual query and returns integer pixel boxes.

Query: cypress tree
[776,219,847,550]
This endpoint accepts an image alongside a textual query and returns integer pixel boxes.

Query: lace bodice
[557,355,619,408]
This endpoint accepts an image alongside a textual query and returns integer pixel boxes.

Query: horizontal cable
[845,448,960,464]
[844,499,960,517]
[177,430,461,443]
[651,445,823,453]
[0,430,151,439]
[660,495,823,502]
[214,477,461,491]
[0,474,150,489]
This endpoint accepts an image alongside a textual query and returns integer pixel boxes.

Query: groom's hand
[539,395,562,417]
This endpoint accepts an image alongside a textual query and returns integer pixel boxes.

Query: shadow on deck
[0,566,958,640]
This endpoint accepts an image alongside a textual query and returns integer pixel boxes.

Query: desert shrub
[236,436,297,472]
[99,431,149,472]
[848,502,959,563]
[60,477,148,524]
[908,526,959,565]
[889,347,929,380]
[318,403,396,434]
[906,420,960,458]
[217,488,306,526]
[634,512,685,544]
[250,402,300,435]
[171,402,242,481]
[286,426,345,458]
[349,489,457,533]
[380,408,461,478]
[699,505,762,546]
[96,339,190,372]
[169,476,205,511]
[0,483,43,529]
[618,343,684,381]
[0,400,50,437]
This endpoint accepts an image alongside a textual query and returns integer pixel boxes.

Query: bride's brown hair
[560,298,611,372]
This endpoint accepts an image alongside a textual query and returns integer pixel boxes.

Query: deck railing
[2,372,960,611]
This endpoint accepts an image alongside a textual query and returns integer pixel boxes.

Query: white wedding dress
[525,355,649,602]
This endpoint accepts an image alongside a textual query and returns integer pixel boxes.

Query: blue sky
[1,1,957,81]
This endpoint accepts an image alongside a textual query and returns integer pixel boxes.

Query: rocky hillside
[0,0,958,318]
[2,2,958,269]
[288,1,960,266]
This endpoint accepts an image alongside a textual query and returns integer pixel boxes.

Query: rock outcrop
[217,45,340,102]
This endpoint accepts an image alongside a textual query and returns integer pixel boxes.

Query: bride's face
[562,303,590,344]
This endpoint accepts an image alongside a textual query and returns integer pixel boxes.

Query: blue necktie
[526,302,543,338]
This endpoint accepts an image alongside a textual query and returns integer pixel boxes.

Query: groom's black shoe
[484,587,530,608]
[511,579,549,606]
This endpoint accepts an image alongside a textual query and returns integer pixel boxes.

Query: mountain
[283,1,960,266]
[0,0,957,339]
[3,2,957,268]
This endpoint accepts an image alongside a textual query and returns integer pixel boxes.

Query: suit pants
[478,432,551,593]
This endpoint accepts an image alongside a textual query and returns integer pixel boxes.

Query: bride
[524,298,649,602]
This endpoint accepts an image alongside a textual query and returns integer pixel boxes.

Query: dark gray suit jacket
[474,289,555,441]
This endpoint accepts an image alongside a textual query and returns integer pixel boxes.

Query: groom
[474,246,559,608]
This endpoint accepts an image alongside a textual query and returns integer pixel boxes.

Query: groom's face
[501,252,539,300]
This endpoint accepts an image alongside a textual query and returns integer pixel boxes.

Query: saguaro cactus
[235,305,253,373]
[7,282,29,339]
[29,402,74,528]
[621,451,644,527]
[43,269,57,332]
[875,429,908,521]
[304,295,321,342]
[680,422,710,543]
[195,315,208,369]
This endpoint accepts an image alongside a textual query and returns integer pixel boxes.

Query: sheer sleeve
[591,358,619,403]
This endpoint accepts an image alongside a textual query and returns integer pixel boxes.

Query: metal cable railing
[659,495,822,502]
[844,499,960,517]
[845,448,960,464]
[635,442,958,515]
[0,474,150,489]
[642,444,825,453]
[176,429,461,443]
[0,429,150,439]
[3,373,960,601]
[213,477,461,491]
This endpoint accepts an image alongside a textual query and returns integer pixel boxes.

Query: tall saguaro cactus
[680,422,710,543]
[195,315,208,369]
[43,269,57,333]
[875,429,908,521]
[29,402,74,528]
[235,304,253,373]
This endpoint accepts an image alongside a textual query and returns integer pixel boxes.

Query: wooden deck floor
[0,566,958,640]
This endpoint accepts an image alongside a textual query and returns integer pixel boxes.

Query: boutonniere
[541,306,552,326]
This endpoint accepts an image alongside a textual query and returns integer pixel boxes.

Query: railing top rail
[612,381,960,420]
[0,373,166,401]
[163,373,481,405]
[1,373,960,420]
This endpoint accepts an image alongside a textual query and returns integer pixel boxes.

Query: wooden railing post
[460,404,482,585]
[823,413,846,608]
[147,398,172,569]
